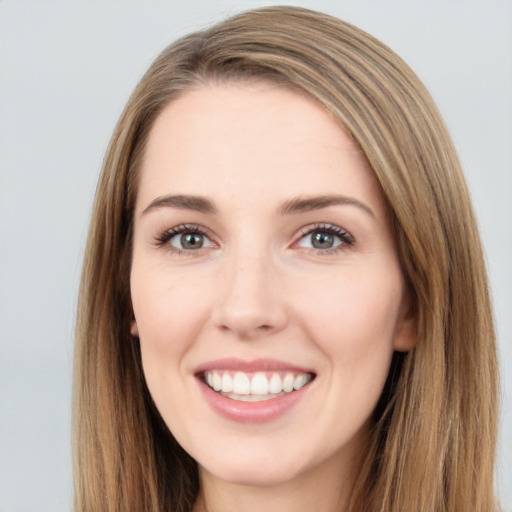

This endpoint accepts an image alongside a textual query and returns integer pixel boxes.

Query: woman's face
[130,83,414,489]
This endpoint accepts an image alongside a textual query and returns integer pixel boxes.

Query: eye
[170,232,213,250]
[296,224,354,252]
[156,224,216,253]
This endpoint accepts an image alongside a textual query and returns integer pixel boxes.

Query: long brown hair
[73,6,499,511]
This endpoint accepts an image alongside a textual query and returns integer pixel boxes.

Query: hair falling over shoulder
[73,6,500,512]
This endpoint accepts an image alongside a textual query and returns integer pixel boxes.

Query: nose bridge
[213,238,286,337]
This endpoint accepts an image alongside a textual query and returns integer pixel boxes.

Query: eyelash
[154,224,216,256]
[297,223,355,254]
[154,223,355,256]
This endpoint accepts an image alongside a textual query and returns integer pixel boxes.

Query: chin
[189,436,299,484]
[201,457,303,488]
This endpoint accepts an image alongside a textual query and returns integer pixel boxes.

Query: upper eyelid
[294,223,354,240]
[163,223,212,236]
[297,223,348,235]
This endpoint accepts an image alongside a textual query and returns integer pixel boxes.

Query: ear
[130,319,139,337]
[392,299,417,352]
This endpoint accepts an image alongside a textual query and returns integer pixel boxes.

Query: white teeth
[250,372,269,395]
[204,369,313,398]
[221,373,233,393]
[212,372,222,392]
[293,374,309,390]
[230,394,276,402]
[233,372,251,395]
[268,373,283,394]
[282,373,294,392]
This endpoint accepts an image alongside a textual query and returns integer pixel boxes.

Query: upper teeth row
[205,371,312,395]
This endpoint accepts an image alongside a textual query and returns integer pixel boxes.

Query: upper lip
[194,358,315,375]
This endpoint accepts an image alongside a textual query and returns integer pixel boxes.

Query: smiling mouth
[202,370,315,402]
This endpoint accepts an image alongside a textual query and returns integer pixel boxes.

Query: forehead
[136,83,385,216]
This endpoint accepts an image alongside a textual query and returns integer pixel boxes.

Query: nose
[211,250,288,340]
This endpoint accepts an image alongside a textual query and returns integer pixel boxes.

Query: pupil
[181,233,203,249]
[312,231,333,249]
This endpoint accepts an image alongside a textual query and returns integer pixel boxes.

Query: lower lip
[198,379,312,424]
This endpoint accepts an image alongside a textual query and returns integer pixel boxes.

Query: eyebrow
[142,194,218,215]
[141,193,374,218]
[278,195,375,218]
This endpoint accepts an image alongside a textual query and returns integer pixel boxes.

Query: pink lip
[198,381,312,423]
[194,358,315,424]
[194,357,313,374]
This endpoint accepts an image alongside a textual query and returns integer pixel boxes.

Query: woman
[73,6,499,512]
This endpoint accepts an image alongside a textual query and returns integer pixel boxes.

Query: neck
[192,449,362,512]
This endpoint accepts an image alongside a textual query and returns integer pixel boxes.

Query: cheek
[132,270,208,348]
[294,265,403,370]
[130,269,215,426]
[130,268,213,401]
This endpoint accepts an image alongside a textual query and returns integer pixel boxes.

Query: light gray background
[0,1,510,511]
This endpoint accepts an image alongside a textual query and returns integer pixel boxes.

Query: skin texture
[130,83,415,512]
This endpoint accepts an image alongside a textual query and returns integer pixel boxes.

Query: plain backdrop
[0,1,511,511]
